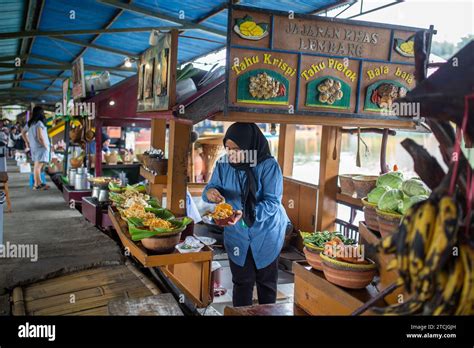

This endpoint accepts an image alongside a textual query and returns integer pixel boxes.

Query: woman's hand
[225,210,243,226]
[206,188,225,203]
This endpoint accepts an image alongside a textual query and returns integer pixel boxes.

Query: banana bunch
[375,195,474,315]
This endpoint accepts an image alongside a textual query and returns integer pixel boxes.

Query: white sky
[327,0,473,44]
[194,0,473,68]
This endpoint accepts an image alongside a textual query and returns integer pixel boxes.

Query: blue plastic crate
[29,172,46,188]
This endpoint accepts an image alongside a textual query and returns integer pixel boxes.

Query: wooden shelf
[108,206,213,307]
[108,206,212,267]
[358,221,381,245]
[336,193,363,209]
[139,166,167,184]
[293,261,383,315]
[358,222,405,305]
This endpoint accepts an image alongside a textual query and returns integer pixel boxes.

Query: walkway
[1,162,123,294]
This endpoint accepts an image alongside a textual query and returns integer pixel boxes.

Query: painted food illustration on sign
[249,72,286,99]
[394,35,415,57]
[317,79,343,105]
[306,76,351,109]
[371,83,407,108]
[364,80,408,111]
[234,15,269,41]
[237,69,289,105]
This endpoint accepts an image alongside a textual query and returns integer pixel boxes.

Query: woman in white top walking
[22,106,50,190]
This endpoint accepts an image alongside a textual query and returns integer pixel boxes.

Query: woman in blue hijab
[203,123,289,307]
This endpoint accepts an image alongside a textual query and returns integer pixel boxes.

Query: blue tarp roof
[0,0,351,104]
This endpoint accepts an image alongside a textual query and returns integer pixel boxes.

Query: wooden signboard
[225,5,434,123]
[71,58,86,100]
[137,30,178,112]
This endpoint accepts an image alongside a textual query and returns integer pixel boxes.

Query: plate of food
[208,202,239,226]
[175,236,205,254]
[195,236,217,246]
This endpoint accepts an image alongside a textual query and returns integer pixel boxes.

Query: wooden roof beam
[0,63,136,73]
[0,26,186,40]
[96,0,227,38]
[51,36,139,59]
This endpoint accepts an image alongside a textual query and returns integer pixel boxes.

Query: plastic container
[176,78,197,103]
[29,172,46,188]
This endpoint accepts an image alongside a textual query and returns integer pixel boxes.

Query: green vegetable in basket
[126,183,146,193]
[109,191,125,205]
[377,189,404,213]
[108,181,123,192]
[401,178,430,197]
[367,185,391,204]
[147,198,161,208]
[376,172,404,189]
[399,194,429,215]
[300,230,356,249]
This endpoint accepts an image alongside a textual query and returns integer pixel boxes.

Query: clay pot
[70,157,83,169]
[148,158,168,175]
[339,174,358,196]
[320,253,376,289]
[352,175,378,198]
[376,209,403,239]
[303,246,324,271]
[136,154,145,165]
[362,198,379,231]
[140,231,182,254]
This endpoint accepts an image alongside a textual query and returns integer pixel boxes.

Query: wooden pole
[166,119,191,215]
[277,124,296,177]
[316,126,342,231]
[150,118,167,151]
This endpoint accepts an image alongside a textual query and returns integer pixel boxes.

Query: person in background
[7,127,15,158]
[202,122,289,307]
[102,133,111,155]
[12,125,26,155]
[23,106,50,190]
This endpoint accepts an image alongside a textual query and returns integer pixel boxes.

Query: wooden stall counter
[108,206,212,307]
[358,222,406,305]
[293,261,384,315]
[82,197,113,230]
[62,186,92,213]
[224,302,308,316]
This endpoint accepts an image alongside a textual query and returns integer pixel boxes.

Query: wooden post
[277,124,296,176]
[94,118,102,176]
[166,119,191,215]
[150,118,167,151]
[316,126,342,231]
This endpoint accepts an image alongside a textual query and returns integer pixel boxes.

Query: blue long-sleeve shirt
[202,156,289,269]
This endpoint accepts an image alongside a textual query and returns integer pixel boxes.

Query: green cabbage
[376,172,404,189]
[367,185,391,204]
[399,195,429,215]
[401,178,431,197]
[377,189,404,213]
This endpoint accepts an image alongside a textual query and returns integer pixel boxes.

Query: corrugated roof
[0,0,26,94]
[0,0,351,105]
